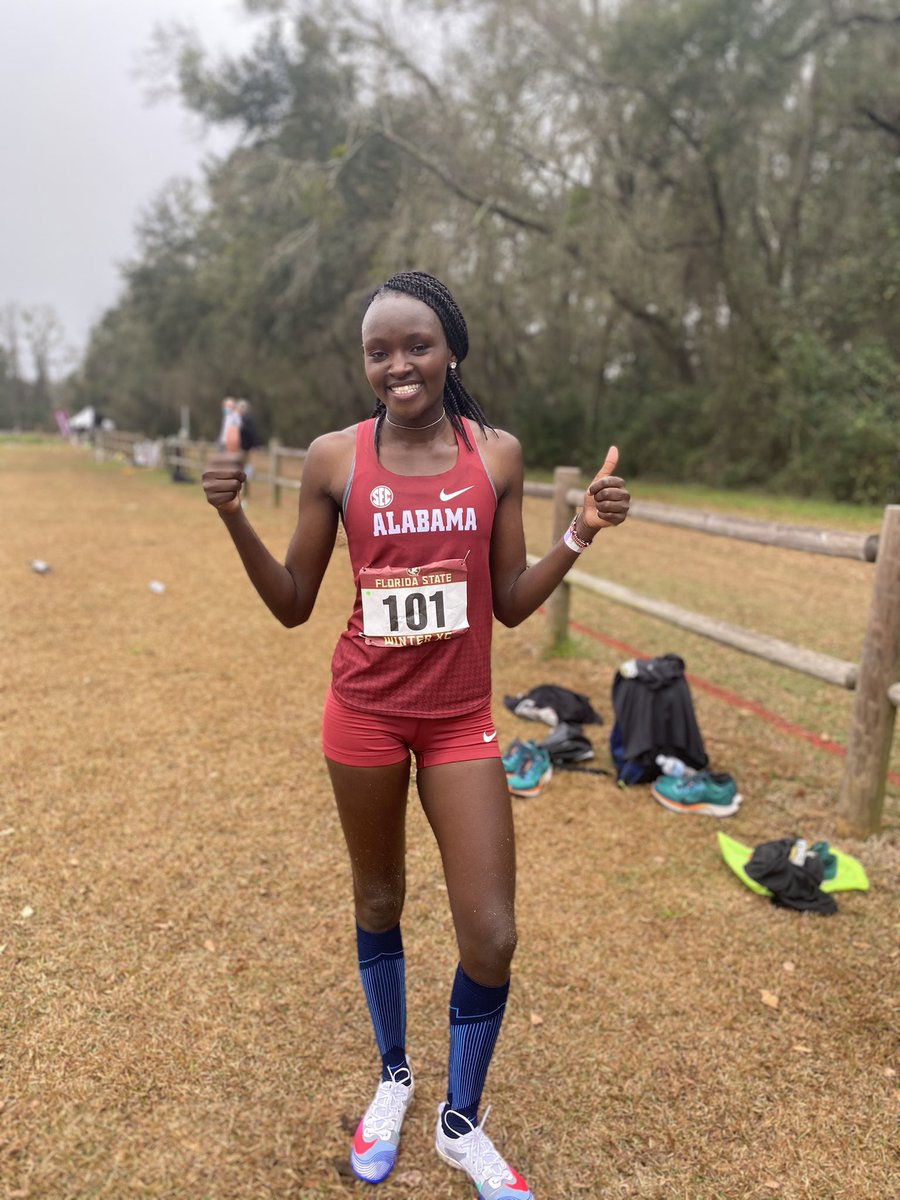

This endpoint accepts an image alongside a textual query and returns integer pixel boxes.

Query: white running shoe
[435,1103,534,1198]
[350,1064,414,1184]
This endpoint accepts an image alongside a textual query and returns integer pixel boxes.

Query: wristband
[563,516,590,554]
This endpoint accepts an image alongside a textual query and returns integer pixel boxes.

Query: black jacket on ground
[611,653,708,773]
[745,838,838,914]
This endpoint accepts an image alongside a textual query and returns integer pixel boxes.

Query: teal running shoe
[651,770,742,816]
[507,745,552,797]
[435,1104,534,1199]
[501,738,533,776]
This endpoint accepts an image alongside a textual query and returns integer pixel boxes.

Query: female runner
[202,271,630,1198]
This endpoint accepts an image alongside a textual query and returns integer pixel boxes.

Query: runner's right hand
[203,455,245,515]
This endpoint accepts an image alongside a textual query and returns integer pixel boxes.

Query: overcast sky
[0,0,261,371]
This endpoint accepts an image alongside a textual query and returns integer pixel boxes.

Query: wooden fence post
[269,437,281,508]
[546,466,581,651]
[837,504,900,837]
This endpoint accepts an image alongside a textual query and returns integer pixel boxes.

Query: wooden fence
[92,431,899,838]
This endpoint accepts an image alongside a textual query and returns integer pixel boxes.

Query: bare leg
[417,756,519,1139]
[415,757,517,986]
[329,757,419,1184]
[326,756,411,930]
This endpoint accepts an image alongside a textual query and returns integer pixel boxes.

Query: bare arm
[486,435,630,628]
[202,436,346,627]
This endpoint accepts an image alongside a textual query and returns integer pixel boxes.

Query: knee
[459,915,518,983]
[354,881,405,933]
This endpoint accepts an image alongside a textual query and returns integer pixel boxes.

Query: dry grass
[1,440,897,1200]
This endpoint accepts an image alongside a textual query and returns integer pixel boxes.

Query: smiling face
[361,292,454,424]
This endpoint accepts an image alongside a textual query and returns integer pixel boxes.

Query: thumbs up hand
[579,446,630,532]
[203,454,246,516]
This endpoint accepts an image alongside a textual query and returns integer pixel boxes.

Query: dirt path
[1,442,897,1199]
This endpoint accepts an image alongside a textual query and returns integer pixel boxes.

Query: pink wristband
[564,516,590,553]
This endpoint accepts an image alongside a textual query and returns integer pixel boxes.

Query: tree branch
[778,11,900,62]
[371,127,555,236]
[858,105,900,145]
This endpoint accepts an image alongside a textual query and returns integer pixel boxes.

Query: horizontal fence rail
[540,466,898,838]
[88,431,897,836]
[524,482,879,562]
[524,553,859,689]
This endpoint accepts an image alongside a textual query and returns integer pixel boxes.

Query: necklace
[384,409,446,431]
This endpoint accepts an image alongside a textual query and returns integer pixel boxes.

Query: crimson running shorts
[323,687,501,769]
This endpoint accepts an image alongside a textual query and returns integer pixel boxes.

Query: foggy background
[0,0,258,366]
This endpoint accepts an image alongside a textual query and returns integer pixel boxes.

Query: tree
[78,0,899,501]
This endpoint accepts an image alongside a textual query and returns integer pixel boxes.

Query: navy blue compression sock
[356,922,410,1083]
[442,964,510,1137]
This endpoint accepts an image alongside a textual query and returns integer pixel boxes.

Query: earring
[449,361,457,370]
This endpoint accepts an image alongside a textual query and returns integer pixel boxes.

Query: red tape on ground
[568,618,900,789]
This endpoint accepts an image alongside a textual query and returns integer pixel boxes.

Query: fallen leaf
[20,906,34,919]
[792,1044,813,1054]
[0,828,15,837]
[762,1179,781,1190]
[782,961,796,973]
[760,990,780,1010]
[203,939,216,953]
[530,1012,544,1026]
[884,1067,897,1079]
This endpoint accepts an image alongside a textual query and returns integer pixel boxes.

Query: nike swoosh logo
[439,485,474,502]
[483,731,497,742]
[353,1122,376,1153]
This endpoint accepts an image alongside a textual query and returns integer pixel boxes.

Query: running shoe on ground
[507,745,552,798]
[651,770,742,816]
[435,1104,534,1199]
[350,1064,414,1184]
[502,738,533,776]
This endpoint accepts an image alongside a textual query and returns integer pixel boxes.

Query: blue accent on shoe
[651,770,742,816]
[501,738,533,776]
[507,745,552,796]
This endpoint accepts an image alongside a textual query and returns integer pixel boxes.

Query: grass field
[1,440,897,1199]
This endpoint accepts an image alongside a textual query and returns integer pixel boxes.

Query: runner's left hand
[581,446,630,531]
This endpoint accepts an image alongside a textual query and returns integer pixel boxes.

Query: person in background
[218,397,241,452]
[202,271,630,1198]
[236,398,260,498]
[237,398,260,454]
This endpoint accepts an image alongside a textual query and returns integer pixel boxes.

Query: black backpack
[609,654,708,785]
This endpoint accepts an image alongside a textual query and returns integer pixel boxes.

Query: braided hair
[364,270,494,452]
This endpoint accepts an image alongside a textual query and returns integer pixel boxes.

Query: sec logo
[370,485,394,508]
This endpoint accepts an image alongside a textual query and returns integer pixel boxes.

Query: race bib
[359,558,469,647]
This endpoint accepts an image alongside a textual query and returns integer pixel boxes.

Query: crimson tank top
[330,417,498,717]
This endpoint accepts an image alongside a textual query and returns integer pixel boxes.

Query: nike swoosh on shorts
[439,485,474,501]
[483,731,497,742]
